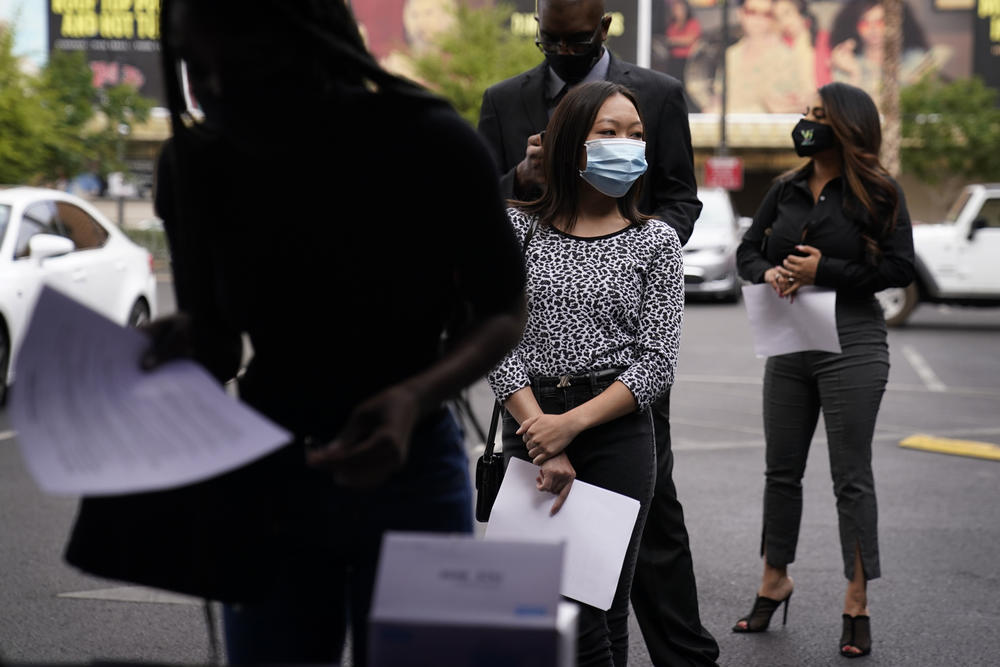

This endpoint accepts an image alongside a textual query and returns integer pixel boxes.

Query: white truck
[877,183,1000,326]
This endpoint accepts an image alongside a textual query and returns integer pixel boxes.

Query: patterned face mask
[792,119,836,157]
[579,138,648,198]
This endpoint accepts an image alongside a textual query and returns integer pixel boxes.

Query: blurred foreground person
[734,82,914,659]
[150,1,525,663]
[488,81,684,667]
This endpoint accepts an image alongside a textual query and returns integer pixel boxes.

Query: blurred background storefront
[2,0,997,220]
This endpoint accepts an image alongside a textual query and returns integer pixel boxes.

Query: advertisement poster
[47,0,164,105]
[350,0,636,78]
[974,0,1000,90]
[350,0,993,114]
[648,0,974,113]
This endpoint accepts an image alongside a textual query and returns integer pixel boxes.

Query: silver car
[683,187,745,302]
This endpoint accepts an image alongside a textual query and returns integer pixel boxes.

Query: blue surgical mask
[579,138,648,198]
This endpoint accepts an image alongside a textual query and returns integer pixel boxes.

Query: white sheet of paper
[741,284,841,358]
[8,286,291,496]
[371,532,564,626]
[484,457,641,611]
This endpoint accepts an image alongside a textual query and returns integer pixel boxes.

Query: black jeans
[502,378,656,667]
[630,389,720,666]
[222,409,473,665]
[761,301,888,581]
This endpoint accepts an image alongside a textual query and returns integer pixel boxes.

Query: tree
[0,26,156,186]
[0,26,57,184]
[901,76,1000,184]
[90,82,155,178]
[410,3,542,126]
[38,51,94,181]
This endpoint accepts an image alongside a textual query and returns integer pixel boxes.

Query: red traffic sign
[704,156,744,191]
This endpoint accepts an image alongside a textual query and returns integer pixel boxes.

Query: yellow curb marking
[899,434,1000,461]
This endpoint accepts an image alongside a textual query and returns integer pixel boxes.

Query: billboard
[648,0,981,113]
[974,0,1000,90]
[352,0,994,113]
[48,0,164,105]
[350,0,637,77]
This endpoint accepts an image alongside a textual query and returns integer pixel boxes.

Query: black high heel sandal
[839,614,872,658]
[731,592,793,633]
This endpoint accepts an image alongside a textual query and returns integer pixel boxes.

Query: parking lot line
[901,345,947,392]
[58,586,201,606]
[0,430,15,442]
[899,434,1000,461]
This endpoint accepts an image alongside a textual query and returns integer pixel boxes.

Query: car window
[695,192,735,230]
[14,201,62,259]
[973,198,1000,230]
[944,190,971,224]
[56,202,109,250]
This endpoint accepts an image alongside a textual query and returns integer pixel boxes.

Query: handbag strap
[483,214,538,460]
[523,216,538,253]
[483,400,502,459]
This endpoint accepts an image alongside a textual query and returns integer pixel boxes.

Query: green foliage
[122,227,169,262]
[37,51,94,180]
[410,3,542,126]
[0,27,56,184]
[0,28,157,185]
[901,77,1000,184]
[90,82,155,177]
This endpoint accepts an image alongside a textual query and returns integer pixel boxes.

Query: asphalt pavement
[1,291,999,666]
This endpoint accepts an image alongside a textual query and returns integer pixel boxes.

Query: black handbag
[474,401,504,523]
[63,442,309,603]
[474,216,538,523]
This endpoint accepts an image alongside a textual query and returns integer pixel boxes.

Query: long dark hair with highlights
[786,82,899,262]
[517,81,651,232]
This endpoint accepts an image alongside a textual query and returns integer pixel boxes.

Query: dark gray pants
[761,301,888,581]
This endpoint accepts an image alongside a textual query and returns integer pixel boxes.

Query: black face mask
[792,119,836,157]
[545,41,603,85]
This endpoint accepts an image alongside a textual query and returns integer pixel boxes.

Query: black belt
[532,367,625,390]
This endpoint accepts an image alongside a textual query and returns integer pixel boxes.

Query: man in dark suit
[478,0,720,665]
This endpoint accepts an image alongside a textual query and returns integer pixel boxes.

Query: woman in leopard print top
[486,81,684,667]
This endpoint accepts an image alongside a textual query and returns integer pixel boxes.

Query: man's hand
[306,385,418,488]
[517,412,582,465]
[537,453,575,515]
[514,132,545,192]
[139,313,194,370]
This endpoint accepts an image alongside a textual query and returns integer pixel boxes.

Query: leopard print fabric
[488,207,684,410]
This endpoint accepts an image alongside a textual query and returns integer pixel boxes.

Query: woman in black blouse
[487,81,684,667]
[733,82,914,658]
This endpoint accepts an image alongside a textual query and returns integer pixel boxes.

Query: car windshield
[944,189,972,224]
[0,204,9,245]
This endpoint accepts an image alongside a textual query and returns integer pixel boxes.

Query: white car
[0,187,157,404]
[683,187,745,302]
[877,183,1000,326]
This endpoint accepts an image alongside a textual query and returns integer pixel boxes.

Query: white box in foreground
[369,533,577,667]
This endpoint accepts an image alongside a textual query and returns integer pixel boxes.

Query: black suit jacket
[478,53,702,245]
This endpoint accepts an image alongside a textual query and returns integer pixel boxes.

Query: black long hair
[829,0,928,55]
[784,82,900,262]
[517,81,650,232]
[159,0,442,137]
